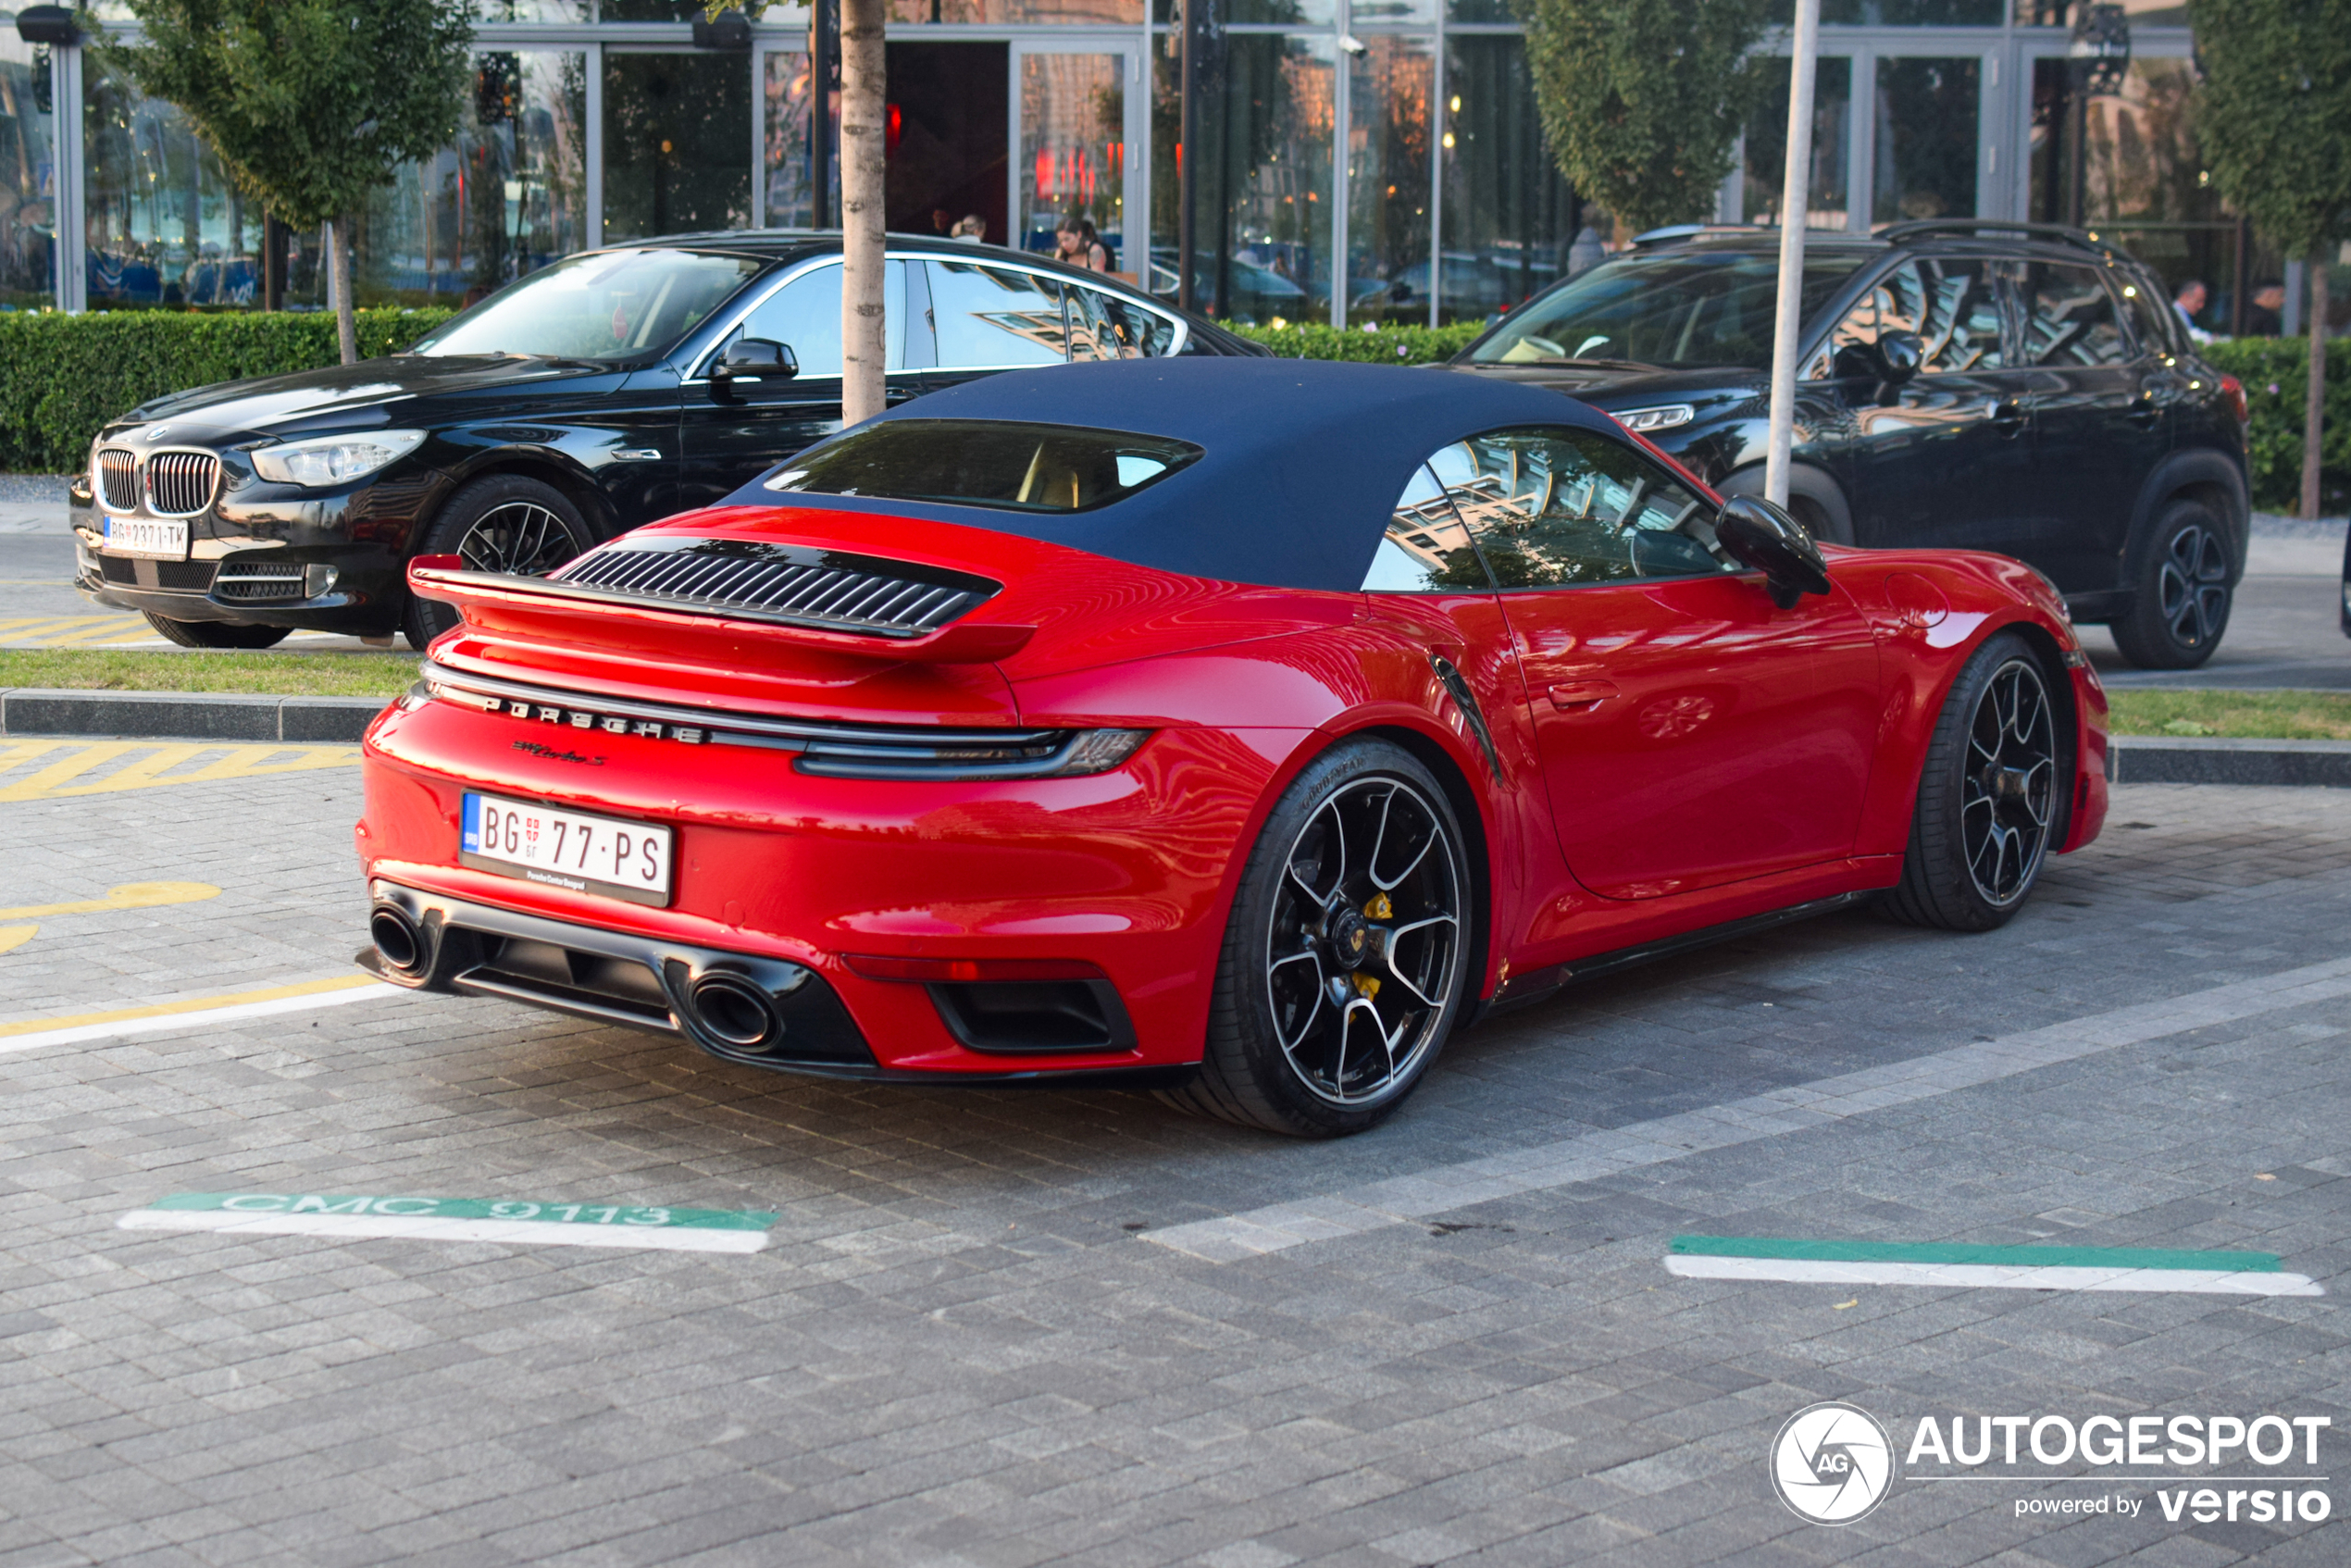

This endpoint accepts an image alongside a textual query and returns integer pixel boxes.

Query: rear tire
[2108,497,2233,669]
[1881,632,2061,932]
[403,475,594,650]
[1156,739,1474,1138]
[141,612,291,649]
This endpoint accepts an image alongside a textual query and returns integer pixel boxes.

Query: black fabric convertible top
[716,357,1618,592]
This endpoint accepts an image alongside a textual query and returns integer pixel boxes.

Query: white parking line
[1663,1255,2323,1296]
[118,1209,770,1253]
[1142,955,2351,1263]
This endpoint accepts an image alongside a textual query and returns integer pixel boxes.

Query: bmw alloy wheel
[1961,657,2057,907]
[456,501,583,578]
[1264,775,1464,1105]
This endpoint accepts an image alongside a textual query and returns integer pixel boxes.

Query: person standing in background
[2172,279,2214,342]
[1056,216,1110,273]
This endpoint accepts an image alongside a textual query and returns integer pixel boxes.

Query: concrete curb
[0,688,388,743]
[2112,735,2351,788]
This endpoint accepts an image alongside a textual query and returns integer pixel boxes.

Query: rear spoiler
[406,555,1037,664]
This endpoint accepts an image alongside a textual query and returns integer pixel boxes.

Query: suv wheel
[403,476,595,650]
[2109,498,2233,669]
[142,613,291,650]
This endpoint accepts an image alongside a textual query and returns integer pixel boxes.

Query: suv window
[1362,465,1494,591]
[1067,284,1179,361]
[1811,258,2004,378]
[928,261,1070,368]
[730,259,908,377]
[2018,263,2130,367]
[1425,428,1732,590]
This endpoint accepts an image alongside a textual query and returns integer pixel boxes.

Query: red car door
[1428,426,1881,901]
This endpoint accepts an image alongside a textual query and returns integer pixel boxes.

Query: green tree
[1514,0,1771,235]
[2191,0,2351,518]
[105,1,475,365]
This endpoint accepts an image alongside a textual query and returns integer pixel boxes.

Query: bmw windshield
[1465,249,1869,369]
[408,249,766,362]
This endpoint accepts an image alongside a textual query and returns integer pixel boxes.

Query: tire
[2108,497,2233,669]
[403,475,594,650]
[1880,632,2062,932]
[142,612,291,649]
[1157,738,1474,1138]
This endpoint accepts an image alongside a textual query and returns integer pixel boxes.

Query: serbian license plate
[103,515,188,559]
[460,792,673,906]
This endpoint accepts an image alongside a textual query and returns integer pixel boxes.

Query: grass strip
[0,648,418,698]
[2105,687,2351,740]
[1669,1235,2284,1272]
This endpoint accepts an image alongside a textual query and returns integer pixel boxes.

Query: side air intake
[553,537,998,638]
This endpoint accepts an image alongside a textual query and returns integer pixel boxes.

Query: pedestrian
[950,213,987,243]
[2244,280,2286,337]
[1056,215,1110,273]
[2171,279,2213,342]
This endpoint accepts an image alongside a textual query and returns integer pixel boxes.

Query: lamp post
[1763,0,1821,510]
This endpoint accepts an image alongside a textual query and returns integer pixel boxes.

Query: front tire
[141,612,291,649]
[2109,498,2233,669]
[1159,739,1474,1138]
[403,476,594,650]
[1881,632,2062,932]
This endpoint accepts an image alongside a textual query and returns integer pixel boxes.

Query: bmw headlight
[251,430,426,488]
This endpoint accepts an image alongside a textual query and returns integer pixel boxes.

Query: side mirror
[1715,494,1832,609]
[1873,329,1922,390]
[711,337,798,401]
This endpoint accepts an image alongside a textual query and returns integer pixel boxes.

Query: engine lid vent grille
[553,537,998,638]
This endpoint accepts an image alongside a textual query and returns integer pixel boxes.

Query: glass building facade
[13,1,2330,338]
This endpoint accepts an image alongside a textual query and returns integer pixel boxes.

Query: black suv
[71,231,1265,649]
[1452,221,2251,668]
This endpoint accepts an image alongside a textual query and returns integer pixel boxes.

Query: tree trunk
[331,218,359,367]
[2305,249,2328,520]
[839,0,888,427]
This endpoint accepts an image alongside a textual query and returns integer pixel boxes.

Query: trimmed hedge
[0,308,456,473]
[2197,338,2351,516]
[1229,321,1486,365]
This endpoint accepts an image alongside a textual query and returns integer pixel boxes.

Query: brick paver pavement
[1,765,2344,1566]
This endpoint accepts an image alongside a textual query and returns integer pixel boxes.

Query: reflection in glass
[1440,37,1581,323]
[1151,31,1333,324]
[351,51,586,307]
[894,0,1141,18]
[466,1,591,18]
[764,49,832,229]
[413,249,762,359]
[1872,57,1978,224]
[1345,35,1431,324]
[603,52,751,243]
[1467,250,1865,369]
[0,37,54,308]
[1432,429,1730,588]
[734,260,909,374]
[1020,54,1125,267]
[1744,56,1850,229]
[1366,464,1490,592]
[1767,0,2000,19]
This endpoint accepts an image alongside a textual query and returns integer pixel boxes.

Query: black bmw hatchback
[72,232,1265,649]
[1452,221,2252,668]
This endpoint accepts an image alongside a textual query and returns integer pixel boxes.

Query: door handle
[1549,678,1620,709]
[1989,398,2026,437]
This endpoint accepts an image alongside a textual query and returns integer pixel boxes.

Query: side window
[1362,464,1495,592]
[731,259,908,377]
[1429,428,1731,589]
[1808,266,1914,380]
[1070,285,1179,361]
[1916,261,2005,372]
[2019,264,2128,367]
[2118,274,2175,356]
[927,261,1069,368]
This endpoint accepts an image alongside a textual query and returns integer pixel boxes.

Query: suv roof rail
[1872,218,2124,257]
[1630,222,1885,249]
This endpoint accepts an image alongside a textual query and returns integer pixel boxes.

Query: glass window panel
[2017,263,2128,367]
[764,50,835,230]
[1020,53,1126,270]
[1431,428,1731,589]
[1872,56,1979,224]
[415,249,763,358]
[734,259,908,375]
[1767,0,2001,19]
[886,43,1008,243]
[1469,249,1866,369]
[1345,34,1432,325]
[894,0,1142,19]
[928,260,1071,367]
[1743,56,1850,230]
[1438,36,1583,324]
[0,37,55,308]
[467,1,591,18]
[1365,463,1493,591]
[1068,283,1178,359]
[1918,260,2004,370]
[603,51,752,244]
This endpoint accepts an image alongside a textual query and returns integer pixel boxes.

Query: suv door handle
[1989,398,2027,437]
[1549,678,1620,709]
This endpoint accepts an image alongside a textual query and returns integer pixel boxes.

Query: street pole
[1763,0,1820,510]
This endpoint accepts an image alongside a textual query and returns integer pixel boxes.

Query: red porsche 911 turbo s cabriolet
[355,358,2108,1138]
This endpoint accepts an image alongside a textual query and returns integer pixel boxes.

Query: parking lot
[2,732,2345,1566]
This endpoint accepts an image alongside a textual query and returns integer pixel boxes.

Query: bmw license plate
[460,792,673,906]
[103,515,188,559]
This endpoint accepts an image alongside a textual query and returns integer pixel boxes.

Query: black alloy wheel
[1881,631,2062,931]
[141,612,291,649]
[1161,739,1473,1138]
[2110,498,2233,669]
[403,475,595,650]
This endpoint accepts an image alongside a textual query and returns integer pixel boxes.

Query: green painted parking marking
[1668,1235,2285,1272]
[119,1192,779,1253]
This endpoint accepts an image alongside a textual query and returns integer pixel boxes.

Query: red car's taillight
[2219,372,2249,428]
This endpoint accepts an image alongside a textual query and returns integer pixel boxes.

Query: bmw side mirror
[1873,330,1922,391]
[1715,494,1832,609]
[712,337,798,401]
